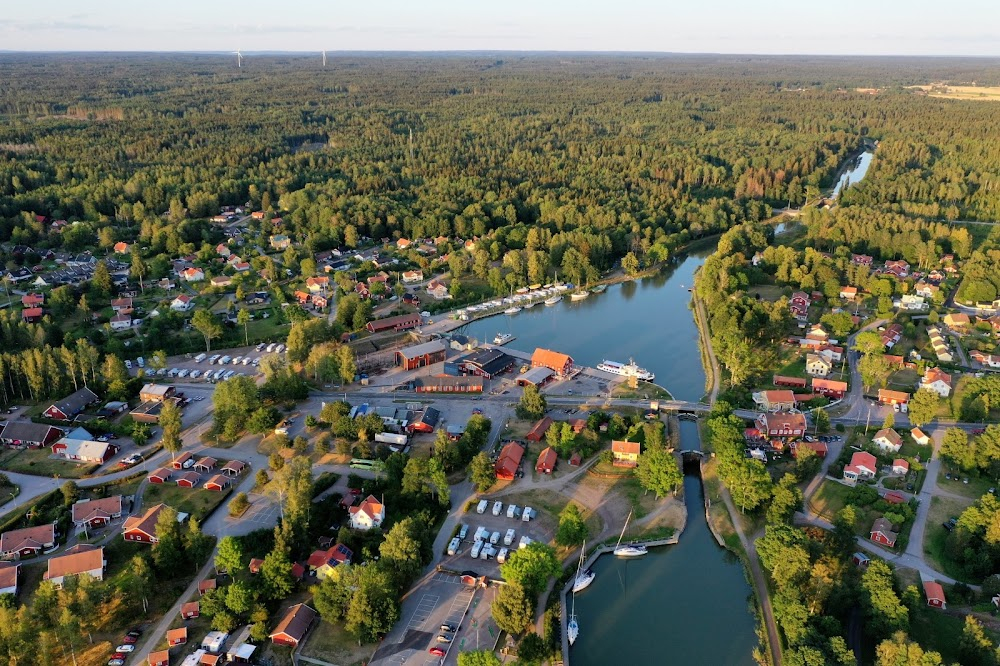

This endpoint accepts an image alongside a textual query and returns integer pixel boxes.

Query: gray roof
[519,366,554,385]
[47,387,98,417]
[0,421,62,444]
[398,340,447,358]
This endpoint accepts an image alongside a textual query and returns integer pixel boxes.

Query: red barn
[176,471,201,488]
[531,348,574,376]
[923,581,946,609]
[495,442,524,480]
[205,475,230,491]
[269,603,317,648]
[525,417,553,442]
[148,468,172,484]
[535,447,557,475]
[869,517,898,548]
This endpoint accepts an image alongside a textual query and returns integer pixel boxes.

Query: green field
[923,495,976,583]
[0,447,99,478]
[808,480,853,521]
[141,483,232,521]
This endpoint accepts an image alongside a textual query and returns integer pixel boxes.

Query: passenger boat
[613,510,648,558]
[544,295,562,306]
[596,358,655,382]
[493,332,516,345]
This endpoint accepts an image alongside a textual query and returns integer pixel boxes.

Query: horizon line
[1,49,1000,59]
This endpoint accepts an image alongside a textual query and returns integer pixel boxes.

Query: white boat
[613,509,648,558]
[591,284,607,294]
[596,358,655,382]
[544,295,562,306]
[523,301,537,308]
[493,332,516,345]
[567,541,585,645]
[504,307,521,315]
[572,568,595,593]
[570,291,589,301]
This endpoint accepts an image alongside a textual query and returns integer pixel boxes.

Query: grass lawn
[141,483,232,521]
[497,488,603,551]
[887,368,918,389]
[299,619,376,666]
[808,479,854,521]
[924,495,976,584]
[936,472,995,501]
[777,355,808,380]
[747,285,785,303]
[911,605,999,663]
[0,447,99,478]
[611,381,673,400]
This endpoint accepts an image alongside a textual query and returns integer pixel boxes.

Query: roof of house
[205,474,229,488]
[398,340,447,359]
[270,603,317,642]
[531,348,573,370]
[176,471,200,485]
[612,440,641,455]
[518,366,554,385]
[536,446,558,469]
[199,578,217,593]
[812,378,848,391]
[760,390,795,404]
[849,451,878,471]
[892,458,909,469]
[47,387,98,417]
[871,517,898,540]
[72,496,123,524]
[922,367,952,387]
[55,439,113,461]
[911,427,929,441]
[166,627,188,643]
[0,523,55,553]
[923,580,946,602]
[757,412,807,431]
[878,389,911,402]
[195,456,217,468]
[874,428,903,446]
[462,348,515,375]
[0,421,62,443]
[220,459,247,473]
[181,601,200,616]
[495,442,525,477]
[348,495,384,522]
[148,467,172,481]
[123,503,167,538]
[140,384,173,398]
[527,417,553,440]
[0,563,17,590]
[44,545,103,580]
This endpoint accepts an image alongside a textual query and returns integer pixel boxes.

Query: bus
[349,459,384,471]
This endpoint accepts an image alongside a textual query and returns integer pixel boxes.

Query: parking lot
[371,573,494,666]
[240,494,280,526]
[442,500,544,579]
[126,344,284,383]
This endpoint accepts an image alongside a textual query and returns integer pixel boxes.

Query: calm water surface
[462,249,758,663]
[832,150,874,197]
[459,249,711,402]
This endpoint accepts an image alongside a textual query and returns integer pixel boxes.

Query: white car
[208,354,220,364]
[124,360,132,369]
[266,343,276,353]
[178,368,190,378]
[115,645,135,653]
[168,368,179,377]
[241,357,252,365]
[182,458,195,469]
[231,356,242,365]
[275,344,286,353]
[136,357,145,368]
[189,370,201,379]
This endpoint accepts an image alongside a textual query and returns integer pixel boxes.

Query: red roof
[526,417,553,441]
[923,580,946,603]
[531,348,573,372]
[535,446,558,472]
[495,442,524,479]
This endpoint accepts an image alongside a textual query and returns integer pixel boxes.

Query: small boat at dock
[591,284,607,294]
[493,332,516,345]
[504,306,521,315]
[613,509,648,558]
[570,290,589,301]
[544,295,562,306]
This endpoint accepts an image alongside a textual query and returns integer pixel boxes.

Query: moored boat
[504,306,521,315]
[596,358,655,382]
[570,290,589,301]
[544,295,562,306]
[572,568,595,592]
[613,509,648,558]
[591,284,607,294]
[493,332,516,345]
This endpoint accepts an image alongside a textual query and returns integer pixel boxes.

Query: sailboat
[567,544,584,645]
[613,509,647,558]
[572,540,595,592]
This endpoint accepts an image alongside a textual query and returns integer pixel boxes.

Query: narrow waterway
[458,248,712,402]
[571,421,757,665]
[831,150,874,198]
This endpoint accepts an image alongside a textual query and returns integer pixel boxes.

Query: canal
[831,150,874,198]
[462,250,759,663]
[458,247,713,402]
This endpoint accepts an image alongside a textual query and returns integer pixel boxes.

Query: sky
[2,0,999,56]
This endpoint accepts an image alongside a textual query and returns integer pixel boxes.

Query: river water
[461,250,758,663]
[831,150,874,198]
[458,248,713,402]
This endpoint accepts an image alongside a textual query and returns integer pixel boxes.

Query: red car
[122,636,137,644]
[429,647,446,657]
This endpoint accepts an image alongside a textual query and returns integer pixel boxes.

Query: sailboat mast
[616,509,632,549]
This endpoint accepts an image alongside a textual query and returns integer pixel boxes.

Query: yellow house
[611,440,640,468]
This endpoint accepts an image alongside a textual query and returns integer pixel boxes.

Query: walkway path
[720,488,783,666]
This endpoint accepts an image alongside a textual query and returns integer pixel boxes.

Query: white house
[348,495,385,530]
[110,313,132,331]
[181,267,204,282]
[402,270,424,283]
[844,451,878,485]
[920,368,953,398]
[911,427,931,446]
[805,353,832,377]
[873,428,903,453]
[171,294,195,312]
[897,294,926,311]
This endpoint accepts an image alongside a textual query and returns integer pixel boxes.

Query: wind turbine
[233,50,243,68]
[322,50,327,67]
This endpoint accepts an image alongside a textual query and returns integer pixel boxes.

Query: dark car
[440,623,458,633]
[943,517,958,531]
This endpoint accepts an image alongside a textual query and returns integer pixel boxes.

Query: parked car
[436,635,452,644]
[943,517,958,531]
[440,623,457,633]
[108,659,124,666]
[115,645,135,653]
[182,457,195,469]
[429,647,446,657]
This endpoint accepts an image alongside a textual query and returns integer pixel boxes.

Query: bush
[315,433,331,454]
[255,469,270,488]
[229,492,250,517]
